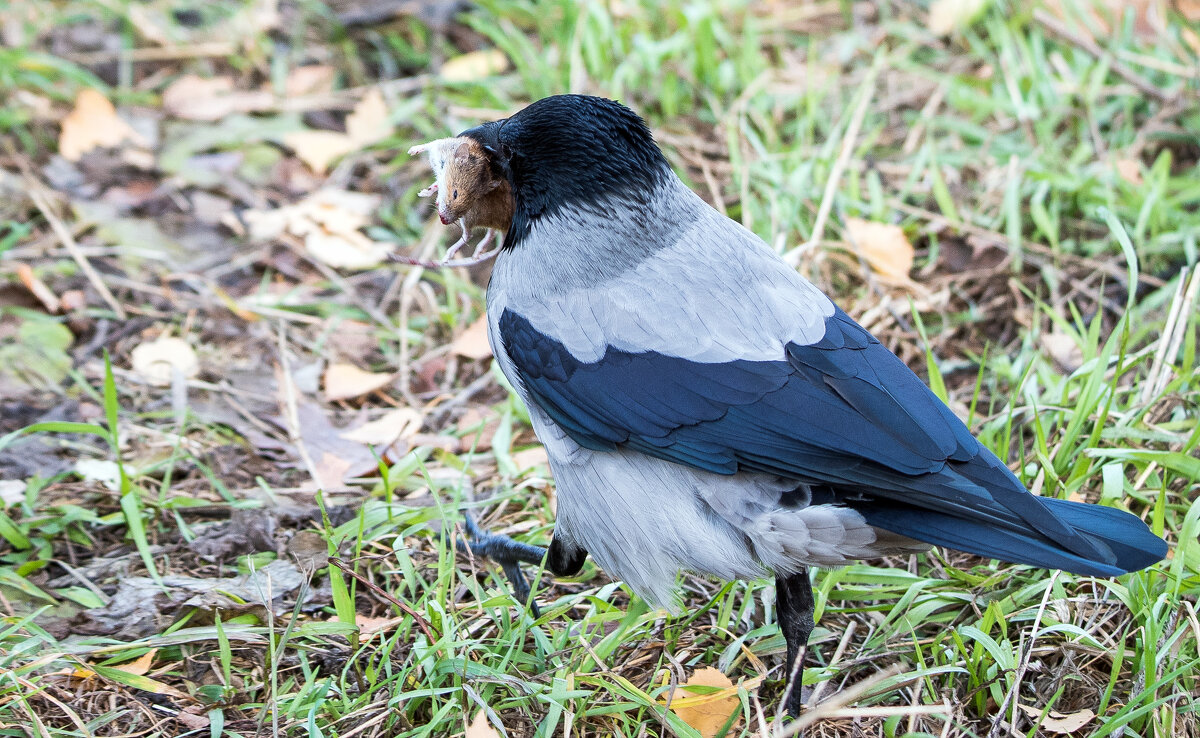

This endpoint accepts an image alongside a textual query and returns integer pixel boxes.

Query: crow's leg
[776,568,815,719]
[456,515,587,616]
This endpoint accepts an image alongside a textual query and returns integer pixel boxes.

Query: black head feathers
[460,95,671,246]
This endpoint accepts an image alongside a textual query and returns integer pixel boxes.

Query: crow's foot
[456,515,547,615]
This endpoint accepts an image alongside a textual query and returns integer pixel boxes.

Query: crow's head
[460,95,670,246]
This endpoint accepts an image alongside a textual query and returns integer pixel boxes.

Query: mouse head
[438,139,506,226]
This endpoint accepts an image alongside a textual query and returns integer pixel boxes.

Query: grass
[0,0,1197,736]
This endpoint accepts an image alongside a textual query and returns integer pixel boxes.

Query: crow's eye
[453,190,458,199]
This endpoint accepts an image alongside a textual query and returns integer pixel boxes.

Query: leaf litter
[0,2,1195,736]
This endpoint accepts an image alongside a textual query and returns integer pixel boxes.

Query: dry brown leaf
[465,711,502,738]
[511,446,549,471]
[441,49,510,82]
[844,218,915,282]
[1115,158,1143,185]
[1040,331,1083,372]
[284,130,358,175]
[161,75,273,121]
[928,0,988,34]
[111,649,156,676]
[283,88,390,173]
[323,363,393,401]
[244,189,391,269]
[451,315,493,360]
[286,65,337,97]
[339,408,422,446]
[130,336,199,387]
[345,88,390,144]
[668,667,741,738]
[1016,705,1095,734]
[303,227,393,269]
[59,89,146,161]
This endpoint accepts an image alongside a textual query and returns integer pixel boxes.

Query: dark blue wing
[500,308,1166,575]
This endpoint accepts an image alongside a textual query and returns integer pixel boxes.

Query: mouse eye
[452,189,458,199]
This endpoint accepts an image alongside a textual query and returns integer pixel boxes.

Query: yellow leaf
[323,363,393,401]
[843,218,915,282]
[59,89,145,161]
[668,667,741,738]
[451,315,493,360]
[465,711,502,738]
[1016,705,1095,734]
[440,49,510,83]
[111,648,156,676]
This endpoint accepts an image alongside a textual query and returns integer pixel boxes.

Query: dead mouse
[409,136,513,260]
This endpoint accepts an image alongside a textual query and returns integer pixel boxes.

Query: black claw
[456,515,547,615]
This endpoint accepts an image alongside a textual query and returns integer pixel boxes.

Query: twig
[988,570,1059,738]
[26,184,128,319]
[1033,9,1177,104]
[789,53,883,265]
[327,557,440,649]
[274,322,323,487]
[63,41,236,65]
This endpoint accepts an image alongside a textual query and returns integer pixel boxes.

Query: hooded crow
[435,94,1167,717]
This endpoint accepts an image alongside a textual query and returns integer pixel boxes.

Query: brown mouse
[439,138,513,234]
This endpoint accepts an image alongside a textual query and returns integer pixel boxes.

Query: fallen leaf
[111,649,156,676]
[1041,331,1083,372]
[344,88,390,145]
[161,74,273,121]
[668,667,741,738]
[441,49,510,82]
[511,446,548,471]
[283,88,390,173]
[244,189,391,269]
[843,218,915,282]
[1115,158,1142,185]
[304,227,393,270]
[1016,705,1095,734]
[339,408,422,445]
[175,708,210,730]
[323,363,393,401]
[465,711,502,738]
[928,0,989,34]
[286,65,337,97]
[284,130,359,176]
[451,315,493,360]
[355,613,401,637]
[130,336,199,387]
[59,89,146,161]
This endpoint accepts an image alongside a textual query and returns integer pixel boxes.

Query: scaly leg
[776,568,815,719]
[456,515,588,616]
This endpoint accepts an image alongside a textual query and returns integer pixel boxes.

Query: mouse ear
[486,178,503,191]
[453,141,472,165]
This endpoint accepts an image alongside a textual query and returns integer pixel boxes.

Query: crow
[425,94,1167,718]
